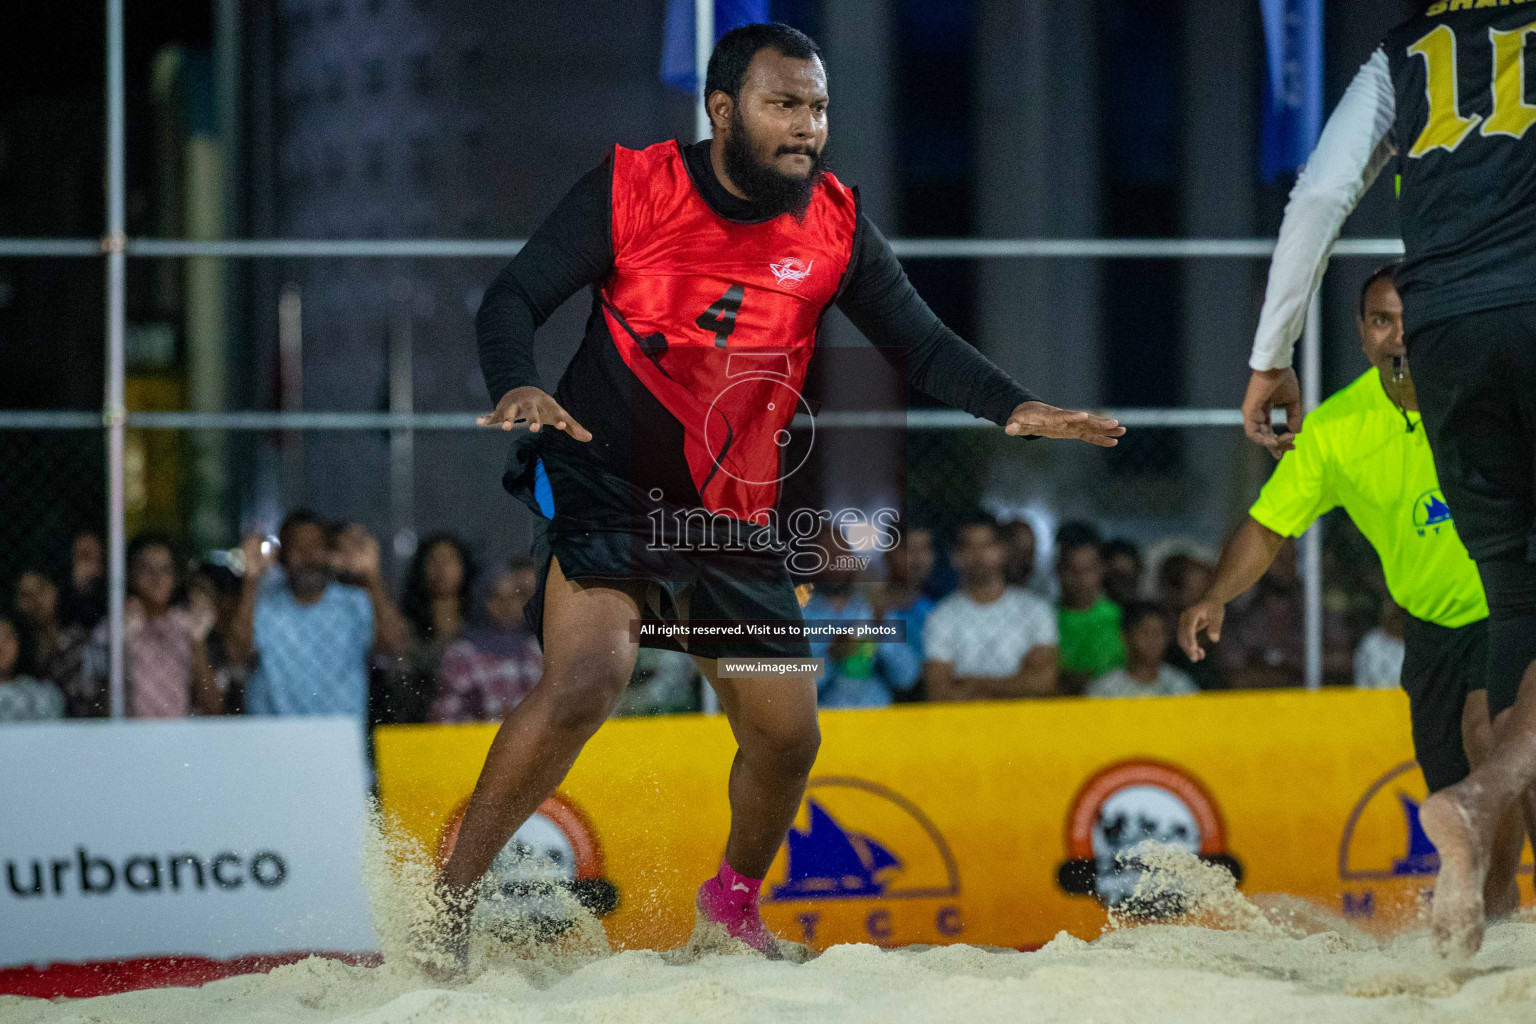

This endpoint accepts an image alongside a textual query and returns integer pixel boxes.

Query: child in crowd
[1087,602,1197,699]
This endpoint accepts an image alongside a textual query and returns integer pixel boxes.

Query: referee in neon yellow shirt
[1179,266,1524,916]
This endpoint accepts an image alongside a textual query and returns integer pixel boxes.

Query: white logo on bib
[769,257,813,288]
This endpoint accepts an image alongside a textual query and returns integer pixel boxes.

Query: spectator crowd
[0,506,1382,725]
[0,512,546,726]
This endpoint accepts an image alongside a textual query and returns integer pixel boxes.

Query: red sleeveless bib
[601,141,857,521]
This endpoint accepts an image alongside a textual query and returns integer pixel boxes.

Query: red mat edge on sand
[0,951,384,1000]
[2,945,1044,999]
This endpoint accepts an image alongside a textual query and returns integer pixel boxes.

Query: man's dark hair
[126,531,176,569]
[948,509,999,548]
[705,22,822,103]
[278,507,329,549]
[1119,601,1164,634]
[1055,521,1103,559]
[1358,262,1401,318]
[1101,537,1141,567]
[1157,553,1198,594]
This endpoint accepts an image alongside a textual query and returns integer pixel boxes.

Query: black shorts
[510,438,810,661]
[523,527,811,660]
[1401,614,1487,793]
[1407,302,1536,563]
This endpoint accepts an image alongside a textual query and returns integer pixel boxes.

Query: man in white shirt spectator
[1354,598,1406,691]
[923,512,1058,700]
[229,510,409,719]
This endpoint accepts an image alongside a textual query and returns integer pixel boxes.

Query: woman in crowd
[82,533,221,717]
[187,561,247,712]
[392,531,477,722]
[12,568,89,714]
[0,614,65,720]
[431,556,542,722]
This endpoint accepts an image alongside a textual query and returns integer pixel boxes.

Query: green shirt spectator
[1054,522,1126,693]
[1059,597,1126,681]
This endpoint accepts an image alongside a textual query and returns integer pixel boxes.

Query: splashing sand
[4,829,1534,1024]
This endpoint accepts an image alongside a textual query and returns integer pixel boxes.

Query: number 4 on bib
[696,284,745,348]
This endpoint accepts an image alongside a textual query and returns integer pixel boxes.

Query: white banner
[0,718,379,967]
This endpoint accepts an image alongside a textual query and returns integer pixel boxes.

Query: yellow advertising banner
[375,689,1533,953]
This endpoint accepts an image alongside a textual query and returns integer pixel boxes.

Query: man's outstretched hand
[478,385,593,442]
[1004,401,1125,447]
[1242,368,1302,458]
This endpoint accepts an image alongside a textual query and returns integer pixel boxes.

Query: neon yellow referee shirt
[1249,370,1487,629]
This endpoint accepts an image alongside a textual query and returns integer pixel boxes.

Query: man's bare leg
[1460,688,1525,918]
[426,557,644,971]
[1422,660,1536,956]
[691,659,820,954]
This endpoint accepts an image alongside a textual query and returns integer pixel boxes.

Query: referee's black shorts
[1401,614,1487,793]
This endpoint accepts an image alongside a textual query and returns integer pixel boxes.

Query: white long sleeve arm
[1249,48,1398,371]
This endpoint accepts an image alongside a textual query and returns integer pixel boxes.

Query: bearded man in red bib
[431,23,1122,966]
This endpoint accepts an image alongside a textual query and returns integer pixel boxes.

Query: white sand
[4,831,1535,1023]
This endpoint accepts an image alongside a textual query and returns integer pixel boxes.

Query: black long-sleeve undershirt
[477,140,1037,426]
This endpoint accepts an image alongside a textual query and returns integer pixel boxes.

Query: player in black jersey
[1242,3,1536,956]
[422,24,1124,971]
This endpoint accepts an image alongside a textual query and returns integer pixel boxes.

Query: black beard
[722,109,826,220]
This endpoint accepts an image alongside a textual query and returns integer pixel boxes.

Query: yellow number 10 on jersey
[1408,21,1536,157]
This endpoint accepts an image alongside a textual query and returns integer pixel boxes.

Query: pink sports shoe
[696,866,782,958]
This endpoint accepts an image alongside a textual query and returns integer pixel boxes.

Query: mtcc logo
[1336,760,1529,924]
[1057,759,1242,914]
[763,777,962,946]
[1413,488,1453,536]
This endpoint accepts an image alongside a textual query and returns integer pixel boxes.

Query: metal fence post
[694,0,713,143]
[105,0,128,719]
[388,277,417,567]
[1302,293,1323,690]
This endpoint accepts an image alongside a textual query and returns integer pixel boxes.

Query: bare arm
[363,575,410,660]
[924,660,975,702]
[927,645,1059,701]
[1178,517,1287,662]
[961,645,1059,699]
[190,635,222,715]
[333,526,410,659]
[225,535,272,667]
[1012,644,1059,697]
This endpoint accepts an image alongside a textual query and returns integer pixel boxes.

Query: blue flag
[661,0,771,93]
[1259,0,1323,182]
